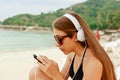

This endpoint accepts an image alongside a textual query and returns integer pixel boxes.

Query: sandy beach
[0,38,120,80]
[0,47,66,80]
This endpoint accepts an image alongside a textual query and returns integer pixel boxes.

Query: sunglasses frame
[54,35,69,45]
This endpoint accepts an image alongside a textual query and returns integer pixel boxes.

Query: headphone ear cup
[77,29,85,42]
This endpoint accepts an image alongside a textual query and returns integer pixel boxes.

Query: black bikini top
[69,46,87,80]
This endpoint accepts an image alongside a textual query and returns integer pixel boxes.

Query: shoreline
[0,28,53,34]
[0,35,120,80]
[0,24,53,34]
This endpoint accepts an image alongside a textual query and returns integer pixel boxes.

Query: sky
[0,0,87,21]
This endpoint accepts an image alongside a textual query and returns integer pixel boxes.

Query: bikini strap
[72,54,76,64]
[81,44,87,63]
[72,43,87,64]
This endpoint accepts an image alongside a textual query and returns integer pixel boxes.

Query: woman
[29,12,116,80]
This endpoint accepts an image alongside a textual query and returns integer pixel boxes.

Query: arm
[82,58,103,80]
[36,55,65,80]
[36,53,74,80]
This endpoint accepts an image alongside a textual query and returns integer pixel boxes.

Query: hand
[37,55,61,79]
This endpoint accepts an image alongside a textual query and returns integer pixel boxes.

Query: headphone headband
[63,14,81,30]
[63,14,85,42]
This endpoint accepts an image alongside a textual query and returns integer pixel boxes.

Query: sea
[0,30,55,52]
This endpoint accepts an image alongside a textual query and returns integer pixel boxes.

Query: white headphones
[63,14,85,42]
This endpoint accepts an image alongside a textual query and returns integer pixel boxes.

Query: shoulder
[83,56,103,80]
[85,57,103,69]
[84,56,103,72]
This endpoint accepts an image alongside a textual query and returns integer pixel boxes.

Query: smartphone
[33,54,42,63]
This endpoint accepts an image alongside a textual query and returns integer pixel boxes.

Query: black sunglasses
[54,35,69,45]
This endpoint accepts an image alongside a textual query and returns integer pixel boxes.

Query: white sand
[0,47,66,80]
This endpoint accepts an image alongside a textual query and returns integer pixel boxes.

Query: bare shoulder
[85,57,103,70]
[84,56,103,72]
[83,56,103,80]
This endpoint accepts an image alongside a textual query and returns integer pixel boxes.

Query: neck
[74,44,87,57]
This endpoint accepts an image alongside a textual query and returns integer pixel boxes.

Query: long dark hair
[53,12,116,80]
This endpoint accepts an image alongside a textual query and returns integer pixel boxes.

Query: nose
[56,42,61,47]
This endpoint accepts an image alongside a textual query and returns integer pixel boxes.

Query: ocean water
[0,30,55,52]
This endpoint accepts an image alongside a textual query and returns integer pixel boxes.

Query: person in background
[29,12,116,80]
[95,29,101,41]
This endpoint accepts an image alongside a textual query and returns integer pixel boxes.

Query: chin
[63,52,68,55]
[63,50,71,55]
[60,48,71,55]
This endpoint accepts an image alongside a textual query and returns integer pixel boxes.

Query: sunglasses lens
[54,36,62,45]
[54,35,69,45]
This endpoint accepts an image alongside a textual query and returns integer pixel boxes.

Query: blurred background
[0,0,120,80]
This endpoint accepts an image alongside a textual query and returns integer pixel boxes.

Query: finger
[38,55,47,58]
[41,56,50,63]
[38,62,46,72]
[39,55,51,63]
[38,57,47,65]
[37,56,48,65]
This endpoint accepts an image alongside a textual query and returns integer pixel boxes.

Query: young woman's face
[53,28,76,55]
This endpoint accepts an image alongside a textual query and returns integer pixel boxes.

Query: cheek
[62,40,75,53]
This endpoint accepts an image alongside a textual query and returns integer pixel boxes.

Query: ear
[72,33,78,41]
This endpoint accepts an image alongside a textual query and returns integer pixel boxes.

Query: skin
[29,28,103,80]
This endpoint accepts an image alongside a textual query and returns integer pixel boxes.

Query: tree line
[2,0,120,30]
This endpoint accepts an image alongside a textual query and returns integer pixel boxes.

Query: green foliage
[2,0,120,30]
[106,10,120,29]
[3,14,36,26]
